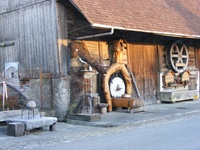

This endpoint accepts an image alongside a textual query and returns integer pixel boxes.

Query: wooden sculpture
[102,39,143,112]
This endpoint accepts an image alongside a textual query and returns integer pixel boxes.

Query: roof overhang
[69,0,200,40]
[91,23,200,39]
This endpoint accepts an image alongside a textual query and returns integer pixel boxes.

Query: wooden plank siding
[128,44,158,104]
[56,2,68,76]
[0,0,61,78]
[84,41,109,65]
[83,41,159,104]
[0,0,49,14]
[195,48,200,91]
[195,48,200,69]
[188,47,196,69]
[84,41,100,61]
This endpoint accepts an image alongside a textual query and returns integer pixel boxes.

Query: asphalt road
[1,112,200,150]
[34,114,200,150]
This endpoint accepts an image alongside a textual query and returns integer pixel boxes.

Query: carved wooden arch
[102,63,132,112]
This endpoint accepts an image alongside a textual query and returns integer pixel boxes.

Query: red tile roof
[69,0,200,38]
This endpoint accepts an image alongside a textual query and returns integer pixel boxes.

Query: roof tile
[69,0,200,38]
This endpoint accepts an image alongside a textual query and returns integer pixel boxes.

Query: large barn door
[128,44,158,104]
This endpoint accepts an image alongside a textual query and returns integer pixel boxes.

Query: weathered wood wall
[83,40,199,105]
[0,0,61,78]
[82,41,159,104]
[195,48,200,69]
[128,44,158,104]
[195,48,200,90]
[56,2,68,76]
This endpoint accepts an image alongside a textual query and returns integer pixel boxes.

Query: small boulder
[26,100,36,109]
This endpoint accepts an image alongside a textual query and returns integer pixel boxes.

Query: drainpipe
[76,28,114,40]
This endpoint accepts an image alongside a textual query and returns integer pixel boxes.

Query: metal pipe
[92,23,200,39]
[76,28,114,40]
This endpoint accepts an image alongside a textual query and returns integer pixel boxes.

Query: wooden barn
[0,0,200,119]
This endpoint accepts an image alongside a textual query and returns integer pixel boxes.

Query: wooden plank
[128,44,158,104]
[194,48,200,91]
[84,41,99,61]
[101,42,109,60]
[98,41,103,64]
[195,48,200,68]
[157,45,164,72]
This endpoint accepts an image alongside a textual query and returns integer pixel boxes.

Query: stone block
[98,103,108,108]
[7,122,25,137]
[98,103,108,114]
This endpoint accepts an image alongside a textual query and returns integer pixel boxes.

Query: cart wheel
[165,42,189,73]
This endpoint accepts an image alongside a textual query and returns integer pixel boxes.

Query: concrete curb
[66,110,200,128]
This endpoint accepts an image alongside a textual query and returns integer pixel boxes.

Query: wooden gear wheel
[165,42,189,73]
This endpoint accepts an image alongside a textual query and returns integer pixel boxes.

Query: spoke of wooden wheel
[175,62,185,67]
[180,46,184,53]
[177,57,182,63]
[182,55,188,58]
[172,54,179,58]
[179,58,184,63]
[174,44,179,52]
